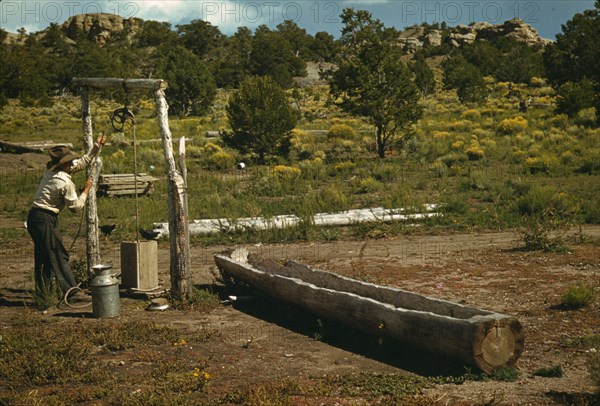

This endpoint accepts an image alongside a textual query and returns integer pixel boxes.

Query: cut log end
[474,319,524,373]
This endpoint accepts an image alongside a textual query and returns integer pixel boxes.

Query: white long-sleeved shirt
[31,150,95,214]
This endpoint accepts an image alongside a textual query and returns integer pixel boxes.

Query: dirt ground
[1,154,599,404]
[1,222,599,404]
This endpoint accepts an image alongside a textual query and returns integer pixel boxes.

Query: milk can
[90,264,120,318]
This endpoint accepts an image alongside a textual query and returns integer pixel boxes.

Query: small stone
[119,360,125,366]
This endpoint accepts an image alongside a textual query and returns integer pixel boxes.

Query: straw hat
[47,145,79,171]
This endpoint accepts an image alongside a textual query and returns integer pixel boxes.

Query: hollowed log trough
[215,249,524,373]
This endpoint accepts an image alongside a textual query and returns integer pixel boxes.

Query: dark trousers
[27,208,76,294]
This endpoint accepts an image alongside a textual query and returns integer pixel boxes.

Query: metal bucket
[91,264,120,318]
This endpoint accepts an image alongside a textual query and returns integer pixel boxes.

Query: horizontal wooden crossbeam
[72,78,168,90]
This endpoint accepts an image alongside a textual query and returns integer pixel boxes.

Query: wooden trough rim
[215,249,525,373]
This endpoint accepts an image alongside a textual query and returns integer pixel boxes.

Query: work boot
[70,291,92,303]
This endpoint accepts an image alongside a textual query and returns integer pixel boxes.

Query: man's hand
[96,134,107,147]
[83,177,94,194]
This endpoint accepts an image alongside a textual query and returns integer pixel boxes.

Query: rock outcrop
[61,13,141,44]
[397,18,552,53]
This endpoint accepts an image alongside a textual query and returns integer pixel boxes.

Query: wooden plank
[0,140,73,154]
[73,77,168,90]
[215,249,524,373]
[99,179,157,185]
[99,183,150,191]
[104,188,153,197]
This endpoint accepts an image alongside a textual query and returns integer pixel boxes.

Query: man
[27,135,106,301]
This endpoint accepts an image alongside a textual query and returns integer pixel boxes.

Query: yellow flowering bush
[272,165,302,179]
[451,140,464,150]
[462,109,481,121]
[448,120,472,132]
[529,77,547,87]
[430,160,447,177]
[432,131,450,139]
[465,144,485,160]
[560,150,574,165]
[358,177,383,193]
[334,161,356,172]
[204,142,222,153]
[209,151,235,170]
[327,124,358,140]
[111,149,126,159]
[497,116,528,135]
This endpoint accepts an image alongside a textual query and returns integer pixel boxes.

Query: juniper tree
[327,8,423,159]
[223,76,299,163]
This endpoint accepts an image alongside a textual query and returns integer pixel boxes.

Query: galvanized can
[91,264,120,318]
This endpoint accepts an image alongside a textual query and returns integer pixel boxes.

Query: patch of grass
[324,372,433,401]
[561,333,600,349]
[0,316,217,404]
[184,286,222,311]
[561,284,596,310]
[30,276,60,310]
[533,365,564,378]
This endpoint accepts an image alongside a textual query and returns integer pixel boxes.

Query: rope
[60,284,91,309]
[67,117,111,255]
[131,114,140,245]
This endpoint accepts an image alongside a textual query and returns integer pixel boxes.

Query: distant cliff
[3,13,551,51]
[61,13,142,45]
[398,18,551,53]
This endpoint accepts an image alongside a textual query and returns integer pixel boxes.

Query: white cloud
[0,0,594,39]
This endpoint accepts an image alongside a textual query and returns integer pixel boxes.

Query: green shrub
[186,287,221,311]
[517,186,578,251]
[490,367,519,382]
[317,185,348,211]
[30,277,60,310]
[561,284,595,309]
[575,107,597,127]
[334,161,356,174]
[548,114,570,130]
[372,163,399,182]
[582,198,600,224]
[556,79,596,118]
[357,177,383,194]
[577,149,600,174]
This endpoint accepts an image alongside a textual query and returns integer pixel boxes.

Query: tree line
[0,3,598,160]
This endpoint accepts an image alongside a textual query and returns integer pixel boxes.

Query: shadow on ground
[216,283,471,378]
[0,288,32,307]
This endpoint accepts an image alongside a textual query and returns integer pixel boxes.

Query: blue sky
[0,1,595,40]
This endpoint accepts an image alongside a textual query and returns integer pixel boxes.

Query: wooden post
[75,77,191,299]
[81,89,101,271]
[178,137,189,221]
[155,89,192,299]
